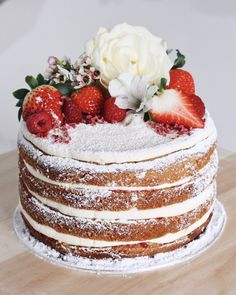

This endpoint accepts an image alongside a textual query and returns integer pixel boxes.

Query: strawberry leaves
[53,83,73,96]
[18,108,22,122]
[36,73,46,85]
[172,50,186,69]
[25,74,48,89]
[158,78,167,94]
[13,73,48,121]
[25,76,38,89]
[13,88,29,100]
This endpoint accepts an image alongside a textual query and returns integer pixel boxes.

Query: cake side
[17,133,218,258]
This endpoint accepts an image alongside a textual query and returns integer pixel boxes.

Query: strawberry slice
[167,69,195,95]
[150,89,205,128]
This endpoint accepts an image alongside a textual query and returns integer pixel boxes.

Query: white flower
[109,73,158,113]
[57,65,74,81]
[85,23,173,86]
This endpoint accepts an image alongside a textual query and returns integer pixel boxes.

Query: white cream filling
[26,181,216,220]
[20,204,214,247]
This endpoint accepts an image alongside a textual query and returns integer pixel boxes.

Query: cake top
[14,23,214,164]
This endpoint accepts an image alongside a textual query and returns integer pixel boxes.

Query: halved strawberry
[150,89,205,128]
[22,85,63,125]
[71,86,104,116]
[167,69,195,95]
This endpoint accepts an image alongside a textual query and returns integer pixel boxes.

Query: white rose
[85,23,173,86]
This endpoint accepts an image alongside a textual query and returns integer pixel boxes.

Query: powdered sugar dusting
[20,112,217,164]
[13,200,226,274]
[20,151,218,211]
[18,129,216,175]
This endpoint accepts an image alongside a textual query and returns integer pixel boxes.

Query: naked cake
[14,23,218,259]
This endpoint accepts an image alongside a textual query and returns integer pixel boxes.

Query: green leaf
[144,112,151,122]
[25,75,38,89]
[160,78,167,89]
[18,108,22,121]
[15,100,23,107]
[172,50,186,69]
[36,73,46,85]
[54,83,72,96]
[12,88,29,100]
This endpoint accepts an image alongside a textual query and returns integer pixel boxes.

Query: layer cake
[14,23,219,260]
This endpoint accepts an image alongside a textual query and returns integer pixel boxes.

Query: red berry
[150,89,205,128]
[167,69,195,95]
[103,97,127,123]
[23,85,63,125]
[26,111,53,136]
[62,97,82,124]
[71,86,104,116]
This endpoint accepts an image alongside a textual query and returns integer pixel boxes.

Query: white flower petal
[115,97,137,110]
[109,73,158,112]
[57,65,70,78]
[147,85,158,98]
[85,23,173,84]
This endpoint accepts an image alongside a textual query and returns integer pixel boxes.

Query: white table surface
[0,0,236,154]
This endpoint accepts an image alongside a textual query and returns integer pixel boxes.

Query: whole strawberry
[103,97,127,123]
[167,69,195,95]
[26,111,53,136]
[23,85,63,125]
[71,86,104,116]
[62,97,82,124]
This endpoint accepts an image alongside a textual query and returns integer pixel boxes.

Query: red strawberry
[26,111,53,136]
[150,89,205,128]
[167,69,195,95]
[62,97,82,124]
[103,97,127,123]
[71,86,104,116]
[23,85,63,125]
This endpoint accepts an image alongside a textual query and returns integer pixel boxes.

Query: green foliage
[172,50,186,69]
[25,75,38,89]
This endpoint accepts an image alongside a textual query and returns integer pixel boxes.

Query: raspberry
[26,111,53,136]
[62,97,82,124]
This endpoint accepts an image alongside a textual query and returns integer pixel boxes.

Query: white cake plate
[13,200,226,274]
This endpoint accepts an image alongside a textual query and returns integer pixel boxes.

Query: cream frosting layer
[20,112,217,164]
[18,129,217,173]
[20,204,214,247]
[26,181,216,220]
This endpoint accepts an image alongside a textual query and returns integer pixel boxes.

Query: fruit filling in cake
[14,23,218,259]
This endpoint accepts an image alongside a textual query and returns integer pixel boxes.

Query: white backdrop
[0,0,235,154]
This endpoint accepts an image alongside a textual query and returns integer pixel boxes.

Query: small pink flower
[48,56,57,65]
